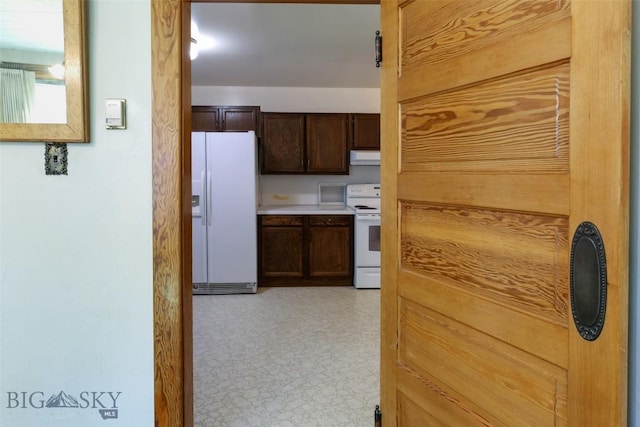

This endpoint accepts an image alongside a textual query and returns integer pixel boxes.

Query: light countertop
[257,204,355,215]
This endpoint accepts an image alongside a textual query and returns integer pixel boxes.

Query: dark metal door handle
[570,221,607,341]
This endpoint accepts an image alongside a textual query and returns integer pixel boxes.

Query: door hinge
[375,31,382,67]
[374,404,382,427]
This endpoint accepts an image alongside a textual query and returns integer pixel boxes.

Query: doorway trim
[152,1,193,425]
[151,1,380,425]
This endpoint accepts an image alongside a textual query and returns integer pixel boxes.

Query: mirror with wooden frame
[0,0,88,142]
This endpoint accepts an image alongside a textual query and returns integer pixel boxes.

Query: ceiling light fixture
[190,21,199,61]
[190,37,199,60]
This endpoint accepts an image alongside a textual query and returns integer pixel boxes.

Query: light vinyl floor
[193,286,380,427]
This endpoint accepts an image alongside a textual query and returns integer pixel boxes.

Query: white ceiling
[0,2,380,88]
[190,3,380,88]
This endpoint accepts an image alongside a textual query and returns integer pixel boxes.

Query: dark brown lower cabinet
[308,216,351,278]
[260,216,304,279]
[259,215,353,286]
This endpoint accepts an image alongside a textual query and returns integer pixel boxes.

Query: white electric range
[346,184,381,289]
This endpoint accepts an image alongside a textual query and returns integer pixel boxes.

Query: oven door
[354,213,381,267]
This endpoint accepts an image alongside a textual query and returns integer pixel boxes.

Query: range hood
[350,150,380,166]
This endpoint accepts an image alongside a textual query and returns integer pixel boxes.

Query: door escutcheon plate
[570,221,607,341]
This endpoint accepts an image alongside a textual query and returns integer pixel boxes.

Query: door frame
[151,1,380,426]
[151,1,193,425]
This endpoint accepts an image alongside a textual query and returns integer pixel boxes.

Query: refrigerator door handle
[200,170,206,226]
[207,171,212,226]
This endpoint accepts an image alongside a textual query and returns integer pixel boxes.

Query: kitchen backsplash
[259,165,380,206]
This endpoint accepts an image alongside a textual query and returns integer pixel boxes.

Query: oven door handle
[356,214,381,221]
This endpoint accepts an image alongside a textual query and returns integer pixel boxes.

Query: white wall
[192,85,380,113]
[0,1,153,426]
[260,167,381,206]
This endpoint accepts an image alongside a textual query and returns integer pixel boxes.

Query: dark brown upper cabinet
[192,106,260,135]
[261,113,306,174]
[305,113,349,174]
[261,112,349,175]
[350,113,380,150]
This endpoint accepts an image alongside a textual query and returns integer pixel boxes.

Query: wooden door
[306,113,349,174]
[380,1,630,426]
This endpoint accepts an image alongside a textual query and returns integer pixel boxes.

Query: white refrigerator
[191,131,258,294]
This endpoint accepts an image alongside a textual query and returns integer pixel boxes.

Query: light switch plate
[45,143,68,175]
[105,98,126,129]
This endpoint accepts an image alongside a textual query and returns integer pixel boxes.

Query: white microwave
[318,183,346,205]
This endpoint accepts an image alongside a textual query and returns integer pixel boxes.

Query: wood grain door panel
[401,64,569,173]
[398,300,567,426]
[398,1,571,102]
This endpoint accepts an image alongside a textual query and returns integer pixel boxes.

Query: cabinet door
[306,114,349,174]
[220,106,260,134]
[308,216,352,278]
[351,113,380,150]
[259,216,304,279]
[261,113,305,173]
[192,106,220,131]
